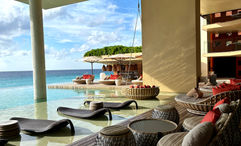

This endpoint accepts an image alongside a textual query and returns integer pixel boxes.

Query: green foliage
[84,45,142,57]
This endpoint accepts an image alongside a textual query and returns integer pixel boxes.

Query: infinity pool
[0,88,175,146]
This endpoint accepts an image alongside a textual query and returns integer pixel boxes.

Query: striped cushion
[182,116,203,131]
[182,122,214,146]
[215,113,228,131]
[157,132,188,146]
[214,103,231,113]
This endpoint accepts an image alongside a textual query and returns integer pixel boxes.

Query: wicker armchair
[157,99,241,146]
[175,90,241,115]
[122,87,160,100]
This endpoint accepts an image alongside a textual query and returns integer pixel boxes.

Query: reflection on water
[34,100,48,119]
[73,89,123,98]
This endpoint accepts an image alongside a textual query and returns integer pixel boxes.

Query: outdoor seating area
[72,74,95,84]
[68,90,241,146]
[175,79,241,115]
[2,88,240,146]
[98,74,122,85]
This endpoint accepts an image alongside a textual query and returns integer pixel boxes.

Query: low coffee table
[128,119,177,146]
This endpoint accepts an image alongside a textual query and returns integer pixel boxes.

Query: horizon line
[0,68,103,73]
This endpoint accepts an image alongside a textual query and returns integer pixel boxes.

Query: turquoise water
[0,69,113,109]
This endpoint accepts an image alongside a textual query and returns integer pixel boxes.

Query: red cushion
[109,74,120,80]
[212,87,224,95]
[213,97,230,109]
[83,74,92,79]
[212,83,240,95]
[230,79,241,85]
[201,108,221,125]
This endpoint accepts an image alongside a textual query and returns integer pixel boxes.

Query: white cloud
[0,0,142,71]
[58,39,73,43]
[87,31,120,46]
[70,44,90,53]
[107,4,118,11]
[0,0,29,39]
[132,17,141,32]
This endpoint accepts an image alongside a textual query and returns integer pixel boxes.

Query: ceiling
[201,0,241,15]
[15,0,87,9]
[202,19,241,33]
[15,0,240,15]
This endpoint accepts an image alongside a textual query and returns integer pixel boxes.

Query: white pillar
[29,0,47,101]
[200,17,208,80]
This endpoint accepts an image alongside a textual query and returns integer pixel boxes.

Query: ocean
[0,69,113,109]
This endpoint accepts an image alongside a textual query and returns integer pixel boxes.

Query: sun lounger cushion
[10,117,75,134]
[182,122,214,146]
[200,108,221,124]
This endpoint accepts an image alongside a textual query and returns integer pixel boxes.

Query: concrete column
[200,17,208,80]
[29,0,47,100]
[142,0,200,93]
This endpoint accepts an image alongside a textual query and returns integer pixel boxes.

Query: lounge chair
[72,75,95,84]
[131,75,143,85]
[84,100,138,109]
[98,80,116,85]
[157,99,241,146]
[182,99,240,131]
[99,74,121,85]
[175,90,241,115]
[57,107,112,120]
[10,117,75,134]
[0,139,8,146]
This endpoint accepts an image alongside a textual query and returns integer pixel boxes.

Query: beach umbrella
[83,56,101,75]
[105,54,135,60]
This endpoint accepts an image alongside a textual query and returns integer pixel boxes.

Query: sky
[0,0,142,71]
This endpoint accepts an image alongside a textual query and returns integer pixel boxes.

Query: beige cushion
[100,125,130,136]
[182,116,203,131]
[182,122,214,146]
[157,132,188,146]
[230,100,239,111]
[215,113,228,131]
[186,88,203,98]
[215,103,231,113]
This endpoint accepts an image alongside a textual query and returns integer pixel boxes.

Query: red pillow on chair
[83,74,92,79]
[212,87,224,95]
[109,75,120,80]
[201,108,221,125]
[213,97,230,109]
[230,79,241,85]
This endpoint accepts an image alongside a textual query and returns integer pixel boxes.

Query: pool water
[0,69,113,110]
[0,70,176,145]
[0,88,175,146]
